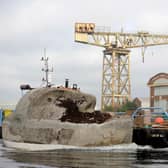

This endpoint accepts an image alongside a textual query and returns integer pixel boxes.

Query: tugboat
[132,107,168,148]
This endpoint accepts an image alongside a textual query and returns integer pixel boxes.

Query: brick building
[147,73,168,111]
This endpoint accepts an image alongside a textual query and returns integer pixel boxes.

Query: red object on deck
[155,117,164,124]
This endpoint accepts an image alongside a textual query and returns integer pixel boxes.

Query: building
[148,73,168,111]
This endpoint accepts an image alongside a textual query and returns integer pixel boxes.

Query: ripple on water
[1,140,168,168]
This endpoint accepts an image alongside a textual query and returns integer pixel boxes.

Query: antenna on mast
[41,48,53,87]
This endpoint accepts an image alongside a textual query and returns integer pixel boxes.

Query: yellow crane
[74,23,168,111]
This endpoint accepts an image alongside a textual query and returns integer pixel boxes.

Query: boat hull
[3,140,79,151]
[0,127,2,139]
[133,128,168,148]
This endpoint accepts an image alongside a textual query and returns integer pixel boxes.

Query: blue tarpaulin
[0,109,3,126]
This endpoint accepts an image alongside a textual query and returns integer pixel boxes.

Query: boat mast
[41,48,53,87]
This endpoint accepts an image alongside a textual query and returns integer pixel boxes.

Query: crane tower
[74,23,168,110]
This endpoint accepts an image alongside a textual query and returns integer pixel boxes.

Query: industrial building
[148,73,168,111]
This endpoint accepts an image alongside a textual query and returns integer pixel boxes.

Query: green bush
[103,105,114,112]
[103,100,138,112]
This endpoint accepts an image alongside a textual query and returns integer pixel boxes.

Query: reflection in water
[1,140,168,168]
[136,149,168,167]
[3,149,137,168]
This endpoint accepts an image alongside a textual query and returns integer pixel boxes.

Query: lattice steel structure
[101,49,131,109]
[74,23,168,110]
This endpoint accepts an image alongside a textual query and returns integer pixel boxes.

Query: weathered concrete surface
[2,87,133,147]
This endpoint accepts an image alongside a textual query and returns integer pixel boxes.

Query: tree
[103,100,138,112]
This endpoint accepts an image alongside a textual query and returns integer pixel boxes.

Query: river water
[1,140,168,168]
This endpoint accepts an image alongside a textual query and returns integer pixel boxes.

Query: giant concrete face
[2,87,133,149]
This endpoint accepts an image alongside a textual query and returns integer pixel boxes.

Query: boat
[0,108,14,138]
[0,109,2,138]
[132,107,168,148]
[2,86,133,150]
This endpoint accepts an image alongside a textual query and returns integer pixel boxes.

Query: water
[0,140,168,168]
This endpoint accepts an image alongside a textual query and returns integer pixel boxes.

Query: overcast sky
[0,0,168,108]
